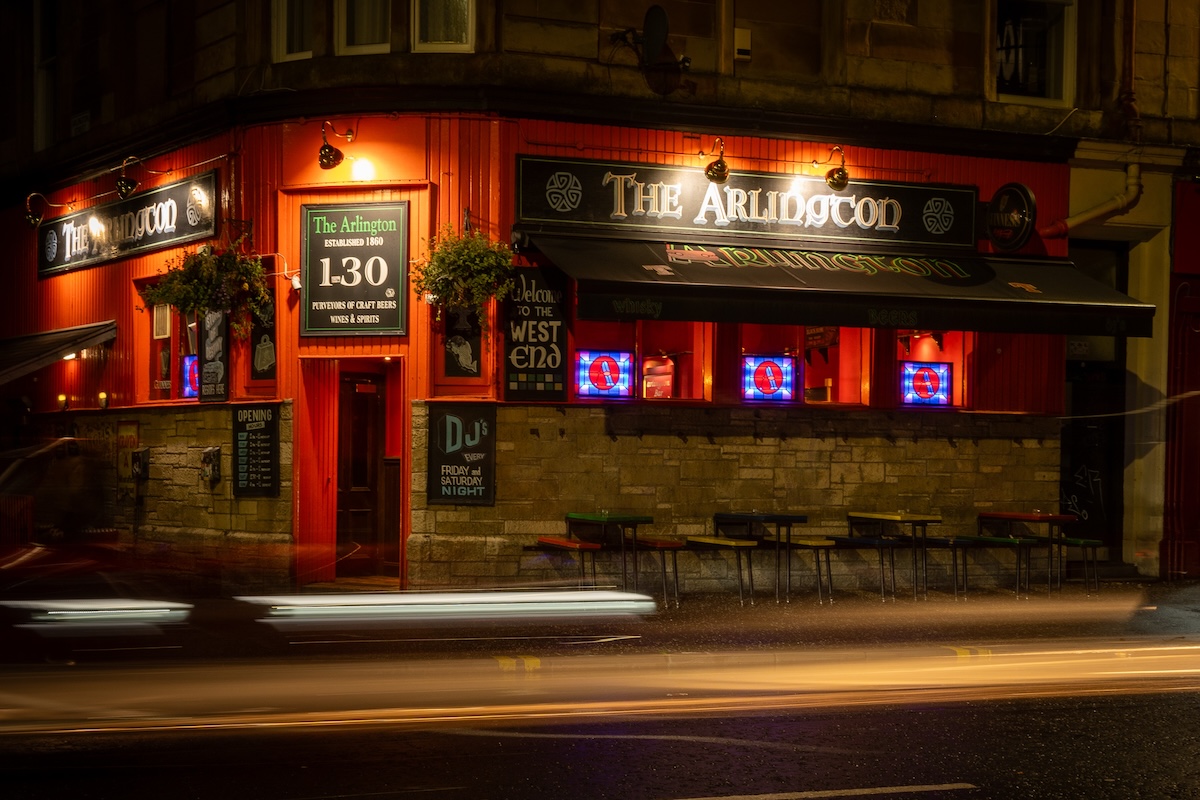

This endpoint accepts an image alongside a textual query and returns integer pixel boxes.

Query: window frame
[411,0,475,54]
[272,0,314,63]
[335,0,392,56]
[994,0,1077,107]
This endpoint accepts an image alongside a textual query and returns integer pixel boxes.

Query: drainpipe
[1038,162,1143,239]
[1040,0,1143,240]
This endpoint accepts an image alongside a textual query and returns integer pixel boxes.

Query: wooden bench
[685,535,759,606]
[757,532,837,604]
[626,534,684,608]
[529,536,603,587]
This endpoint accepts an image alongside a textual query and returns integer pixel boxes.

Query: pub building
[4,114,1164,596]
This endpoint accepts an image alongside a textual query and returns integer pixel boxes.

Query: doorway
[336,372,388,576]
[1060,242,1127,555]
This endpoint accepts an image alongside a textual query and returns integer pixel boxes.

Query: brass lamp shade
[705,156,729,184]
[116,175,139,199]
[825,166,849,191]
[704,137,729,183]
[318,139,344,169]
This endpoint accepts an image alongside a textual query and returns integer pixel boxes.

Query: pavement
[615,578,1200,651]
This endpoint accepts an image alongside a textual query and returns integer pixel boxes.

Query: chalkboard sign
[301,202,408,336]
[503,267,568,402]
[426,403,496,506]
[199,310,229,403]
[233,403,280,497]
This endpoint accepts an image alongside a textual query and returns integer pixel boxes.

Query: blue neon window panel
[742,356,795,401]
[901,361,952,406]
[181,354,200,398]
[576,351,634,398]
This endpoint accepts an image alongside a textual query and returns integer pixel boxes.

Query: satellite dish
[641,5,669,67]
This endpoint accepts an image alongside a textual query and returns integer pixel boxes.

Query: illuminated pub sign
[36,171,217,276]
[516,156,977,249]
[901,361,952,406]
[301,202,408,336]
[742,355,796,402]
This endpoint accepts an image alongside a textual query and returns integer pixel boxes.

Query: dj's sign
[36,171,217,276]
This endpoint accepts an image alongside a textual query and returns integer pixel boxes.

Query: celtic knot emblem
[545,172,583,212]
[922,197,955,235]
[43,230,58,263]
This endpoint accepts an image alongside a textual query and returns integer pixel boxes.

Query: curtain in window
[347,0,389,47]
[419,0,469,45]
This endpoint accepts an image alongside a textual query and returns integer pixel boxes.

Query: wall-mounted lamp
[812,145,850,191]
[291,274,303,293]
[57,394,68,411]
[113,156,171,200]
[116,158,139,199]
[98,391,109,409]
[703,137,729,184]
[319,121,355,169]
[24,193,71,228]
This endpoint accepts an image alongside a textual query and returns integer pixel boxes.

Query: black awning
[0,320,117,386]
[531,236,1155,338]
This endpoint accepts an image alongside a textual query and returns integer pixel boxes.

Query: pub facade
[3,112,1171,594]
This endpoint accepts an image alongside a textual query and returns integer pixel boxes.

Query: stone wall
[28,401,294,595]
[409,401,1063,595]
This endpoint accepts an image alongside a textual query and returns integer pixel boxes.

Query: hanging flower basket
[411,224,516,333]
[138,236,271,340]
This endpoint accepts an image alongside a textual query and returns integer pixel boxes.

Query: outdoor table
[712,512,814,603]
[565,512,655,592]
[977,511,1079,594]
[846,511,942,600]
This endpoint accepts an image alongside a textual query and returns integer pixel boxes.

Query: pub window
[336,0,391,55]
[804,326,866,405]
[572,319,637,400]
[895,330,968,408]
[640,320,708,401]
[412,0,475,53]
[272,0,313,63]
[995,0,1076,105]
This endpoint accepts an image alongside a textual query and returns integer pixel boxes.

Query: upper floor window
[413,0,475,53]
[336,0,391,55]
[996,0,1076,105]
[273,0,313,62]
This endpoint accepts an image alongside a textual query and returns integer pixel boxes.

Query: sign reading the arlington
[37,171,217,276]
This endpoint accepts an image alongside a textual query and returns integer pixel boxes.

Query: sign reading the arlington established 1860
[426,403,496,506]
[516,156,977,251]
[37,171,217,276]
[301,203,407,336]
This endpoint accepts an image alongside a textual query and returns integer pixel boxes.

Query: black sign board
[37,171,217,276]
[517,156,978,251]
[249,291,277,381]
[442,307,482,378]
[199,310,229,403]
[301,202,408,336]
[426,403,496,506]
[233,403,280,497]
[503,267,568,402]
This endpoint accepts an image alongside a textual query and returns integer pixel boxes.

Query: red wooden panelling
[296,358,339,584]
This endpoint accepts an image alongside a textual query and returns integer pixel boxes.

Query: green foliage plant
[138,236,271,340]
[411,224,516,333]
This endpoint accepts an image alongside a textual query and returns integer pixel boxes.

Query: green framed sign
[301,202,408,336]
